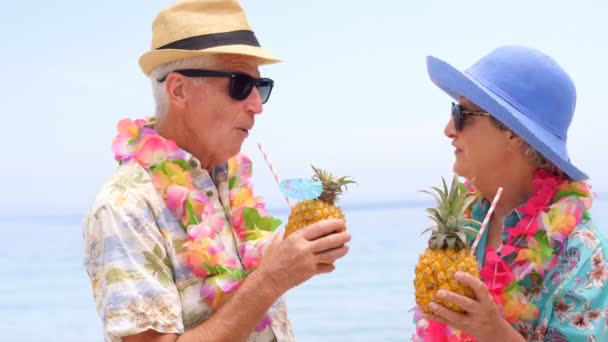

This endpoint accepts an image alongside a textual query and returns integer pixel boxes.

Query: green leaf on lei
[505,280,519,292]
[583,211,591,221]
[243,207,261,230]
[533,231,554,259]
[243,207,282,233]
[554,190,590,202]
[185,200,200,225]
[217,266,245,281]
[228,176,237,190]
[256,216,282,232]
[127,134,141,145]
[172,159,191,171]
[150,161,167,174]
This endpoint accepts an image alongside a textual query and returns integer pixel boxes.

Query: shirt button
[188,158,200,169]
[206,190,214,197]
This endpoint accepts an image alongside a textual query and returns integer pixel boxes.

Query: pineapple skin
[284,199,346,237]
[414,248,480,313]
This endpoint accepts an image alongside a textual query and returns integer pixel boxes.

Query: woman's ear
[506,130,525,153]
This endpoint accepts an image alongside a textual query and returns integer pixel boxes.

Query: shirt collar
[184,152,229,186]
[472,198,525,229]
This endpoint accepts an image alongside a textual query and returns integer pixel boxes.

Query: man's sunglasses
[158,69,274,104]
[451,102,491,131]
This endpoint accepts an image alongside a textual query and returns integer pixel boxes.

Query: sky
[1,0,607,216]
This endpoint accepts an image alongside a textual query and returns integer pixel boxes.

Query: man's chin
[225,144,244,161]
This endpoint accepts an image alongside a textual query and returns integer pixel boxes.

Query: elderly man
[82,1,350,341]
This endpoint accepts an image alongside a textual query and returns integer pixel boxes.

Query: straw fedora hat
[139,0,281,75]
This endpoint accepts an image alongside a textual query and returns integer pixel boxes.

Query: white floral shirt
[83,158,295,342]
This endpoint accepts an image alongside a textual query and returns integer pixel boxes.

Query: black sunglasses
[158,69,274,104]
[451,102,491,131]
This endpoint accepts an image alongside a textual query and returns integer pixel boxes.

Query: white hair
[149,55,222,119]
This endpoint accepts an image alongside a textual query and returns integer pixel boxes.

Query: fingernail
[455,272,465,280]
[429,303,438,311]
[437,290,446,298]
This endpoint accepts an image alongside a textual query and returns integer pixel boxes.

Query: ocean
[1,200,606,341]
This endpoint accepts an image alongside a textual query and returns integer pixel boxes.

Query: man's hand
[257,219,351,296]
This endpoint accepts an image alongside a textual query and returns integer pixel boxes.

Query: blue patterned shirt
[472,200,608,341]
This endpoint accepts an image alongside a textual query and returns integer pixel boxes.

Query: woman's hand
[422,272,524,342]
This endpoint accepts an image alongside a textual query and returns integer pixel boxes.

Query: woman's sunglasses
[158,69,274,104]
[451,102,491,131]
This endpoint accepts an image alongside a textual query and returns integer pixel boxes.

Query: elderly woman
[82,1,350,342]
[413,46,608,341]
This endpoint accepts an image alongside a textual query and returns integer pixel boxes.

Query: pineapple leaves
[425,208,439,217]
[449,175,460,205]
[420,174,480,250]
[419,190,442,207]
[460,196,477,216]
[460,226,480,236]
[421,226,437,236]
[446,236,456,249]
[309,165,355,204]
[431,187,449,207]
[446,216,457,229]
[441,177,449,199]
[436,234,447,249]
[461,219,481,227]
[456,231,468,245]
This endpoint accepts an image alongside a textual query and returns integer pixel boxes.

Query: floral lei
[413,169,593,341]
[112,117,281,332]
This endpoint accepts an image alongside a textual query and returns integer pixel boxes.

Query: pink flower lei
[112,117,281,332]
[414,169,593,341]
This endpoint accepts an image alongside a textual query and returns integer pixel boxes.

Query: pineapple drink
[414,175,481,313]
[284,166,354,236]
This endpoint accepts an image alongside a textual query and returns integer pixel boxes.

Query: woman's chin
[452,163,469,178]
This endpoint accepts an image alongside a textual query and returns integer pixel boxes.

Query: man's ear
[165,73,188,109]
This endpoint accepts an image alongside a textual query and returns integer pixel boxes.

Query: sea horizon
[1,194,606,221]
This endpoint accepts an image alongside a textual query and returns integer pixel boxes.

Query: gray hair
[149,55,222,119]
[490,117,565,178]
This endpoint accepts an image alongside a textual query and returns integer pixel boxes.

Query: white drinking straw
[470,187,503,254]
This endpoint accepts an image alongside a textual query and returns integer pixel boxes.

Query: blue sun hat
[427,45,587,180]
